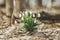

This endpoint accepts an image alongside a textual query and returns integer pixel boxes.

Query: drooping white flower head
[21,17,24,21]
[21,12,25,17]
[19,14,22,18]
[37,13,41,17]
[25,11,28,15]
[32,14,35,17]
[29,11,32,15]
[19,12,22,17]
[15,20,17,24]
[22,13,24,17]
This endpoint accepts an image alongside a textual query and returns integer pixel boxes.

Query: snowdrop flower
[37,13,41,17]
[32,14,35,17]
[21,12,25,17]
[25,11,28,16]
[29,11,32,15]
[15,20,17,24]
[21,17,24,21]
[19,14,22,18]
[23,13,25,17]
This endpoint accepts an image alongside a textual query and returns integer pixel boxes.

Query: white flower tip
[15,20,17,24]
[21,17,24,20]
[29,11,32,14]
[25,11,28,14]
[37,13,41,17]
[19,14,22,17]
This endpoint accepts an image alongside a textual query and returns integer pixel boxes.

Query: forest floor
[0,7,60,40]
[0,20,60,40]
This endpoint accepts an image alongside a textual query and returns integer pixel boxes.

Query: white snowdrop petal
[33,14,35,17]
[25,11,28,16]
[21,17,24,20]
[29,11,32,14]
[19,14,22,17]
[15,20,17,24]
[37,13,41,17]
[25,11,28,14]
[22,13,25,17]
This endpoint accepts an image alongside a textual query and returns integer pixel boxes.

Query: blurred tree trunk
[6,0,13,16]
[13,0,25,17]
[11,0,21,24]
[13,0,20,18]
[5,0,13,26]
[38,0,42,7]
[12,0,26,24]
